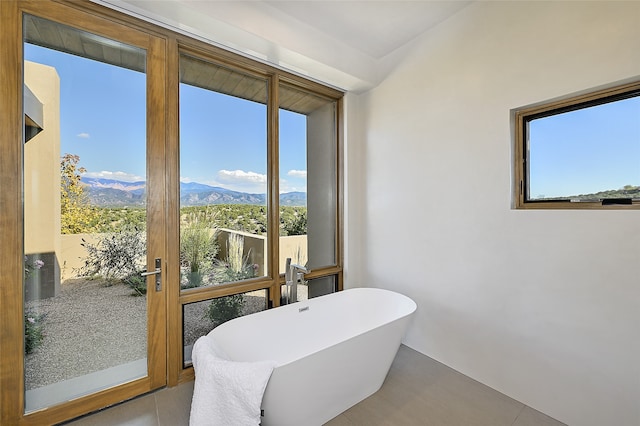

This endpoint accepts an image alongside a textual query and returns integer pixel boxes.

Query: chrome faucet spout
[290,263,309,274]
[284,258,310,304]
[283,258,293,305]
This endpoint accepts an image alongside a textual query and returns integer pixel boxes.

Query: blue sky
[25,43,307,195]
[529,96,640,198]
[27,42,639,200]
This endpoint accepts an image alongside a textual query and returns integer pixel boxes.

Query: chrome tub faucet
[284,257,309,304]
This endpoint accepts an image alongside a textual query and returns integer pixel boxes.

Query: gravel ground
[25,279,285,390]
[182,291,270,348]
[25,279,147,389]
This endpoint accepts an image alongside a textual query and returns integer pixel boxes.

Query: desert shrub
[123,272,147,296]
[212,233,258,284]
[206,234,259,325]
[206,294,245,326]
[181,271,205,290]
[280,208,307,236]
[25,311,44,354]
[212,260,258,284]
[180,211,218,289]
[93,207,146,233]
[77,226,146,285]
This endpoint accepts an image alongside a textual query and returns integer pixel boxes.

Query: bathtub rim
[207,286,416,367]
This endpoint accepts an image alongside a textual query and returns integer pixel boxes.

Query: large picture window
[514,80,640,209]
[174,50,343,369]
[0,1,343,423]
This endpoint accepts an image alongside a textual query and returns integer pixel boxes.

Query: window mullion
[268,73,281,306]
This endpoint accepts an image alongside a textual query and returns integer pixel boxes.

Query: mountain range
[81,177,306,207]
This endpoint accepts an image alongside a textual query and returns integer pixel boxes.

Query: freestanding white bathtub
[208,287,416,426]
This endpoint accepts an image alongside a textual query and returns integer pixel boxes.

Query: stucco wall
[24,61,61,300]
[59,234,99,280]
[24,61,60,256]
[61,232,307,280]
[349,2,640,425]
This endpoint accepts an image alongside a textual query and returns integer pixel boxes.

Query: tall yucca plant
[180,210,218,274]
[212,233,257,284]
[226,233,244,273]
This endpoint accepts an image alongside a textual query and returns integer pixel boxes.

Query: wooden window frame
[1,0,344,423]
[171,43,344,385]
[514,80,640,210]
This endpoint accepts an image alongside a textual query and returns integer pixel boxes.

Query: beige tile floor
[63,345,565,426]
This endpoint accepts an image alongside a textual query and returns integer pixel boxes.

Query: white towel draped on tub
[189,335,276,426]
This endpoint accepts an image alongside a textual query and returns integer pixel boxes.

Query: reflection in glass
[179,55,268,290]
[23,15,147,412]
[182,289,268,367]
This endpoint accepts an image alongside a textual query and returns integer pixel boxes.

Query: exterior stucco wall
[24,61,61,300]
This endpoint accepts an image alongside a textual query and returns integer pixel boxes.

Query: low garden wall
[59,231,308,281]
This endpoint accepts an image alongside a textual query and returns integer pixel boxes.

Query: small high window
[514,81,640,209]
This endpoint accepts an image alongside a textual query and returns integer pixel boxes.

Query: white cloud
[84,170,144,182]
[279,178,305,194]
[217,169,266,184]
[287,169,307,179]
[76,132,90,139]
[215,170,267,193]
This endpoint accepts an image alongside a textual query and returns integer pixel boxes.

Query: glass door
[22,11,166,416]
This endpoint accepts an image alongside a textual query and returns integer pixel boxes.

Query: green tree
[60,154,97,234]
[280,206,307,236]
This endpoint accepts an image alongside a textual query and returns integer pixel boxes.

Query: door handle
[141,258,162,291]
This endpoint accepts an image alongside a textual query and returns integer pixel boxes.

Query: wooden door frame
[0,1,168,423]
[1,0,344,423]
[0,1,25,423]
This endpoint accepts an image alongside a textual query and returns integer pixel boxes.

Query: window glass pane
[182,289,268,367]
[179,55,268,290]
[279,84,337,274]
[527,95,640,201]
[23,15,147,412]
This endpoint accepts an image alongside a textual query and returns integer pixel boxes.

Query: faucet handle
[291,263,309,285]
[290,263,309,274]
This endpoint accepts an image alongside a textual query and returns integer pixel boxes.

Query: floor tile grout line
[154,392,161,426]
[511,404,527,426]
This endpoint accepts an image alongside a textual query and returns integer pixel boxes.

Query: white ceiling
[264,1,470,60]
[94,0,472,92]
